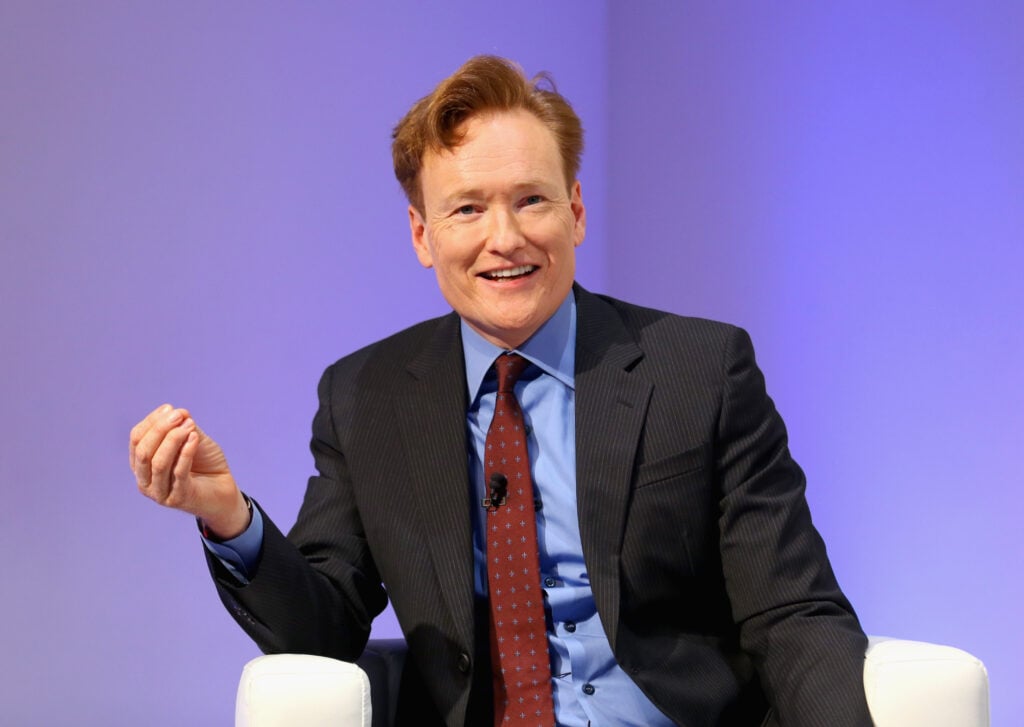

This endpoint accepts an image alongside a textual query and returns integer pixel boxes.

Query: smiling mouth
[481,265,537,281]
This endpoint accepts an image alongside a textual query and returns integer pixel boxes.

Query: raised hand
[130,404,250,539]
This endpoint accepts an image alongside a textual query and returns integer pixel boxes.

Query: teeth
[486,265,535,279]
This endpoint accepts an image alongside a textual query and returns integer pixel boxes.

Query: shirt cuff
[199,498,264,584]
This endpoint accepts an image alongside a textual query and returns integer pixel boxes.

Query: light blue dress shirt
[462,294,672,727]
[204,292,672,726]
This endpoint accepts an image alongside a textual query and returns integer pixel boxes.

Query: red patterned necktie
[484,352,556,727]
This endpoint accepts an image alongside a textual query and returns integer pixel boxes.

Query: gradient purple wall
[607,5,1023,725]
[1,2,1018,724]
[1,3,608,724]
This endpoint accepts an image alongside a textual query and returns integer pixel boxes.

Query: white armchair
[236,636,989,727]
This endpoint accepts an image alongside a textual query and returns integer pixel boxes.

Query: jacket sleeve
[715,326,873,726]
[206,364,388,661]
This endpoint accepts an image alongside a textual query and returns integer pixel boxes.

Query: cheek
[432,246,476,281]
[432,226,480,265]
[524,212,575,244]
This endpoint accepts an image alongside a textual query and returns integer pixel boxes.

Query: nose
[484,206,525,255]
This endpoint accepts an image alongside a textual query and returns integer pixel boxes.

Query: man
[130,56,872,726]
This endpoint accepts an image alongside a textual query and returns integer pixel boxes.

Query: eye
[456,204,476,215]
[523,195,543,206]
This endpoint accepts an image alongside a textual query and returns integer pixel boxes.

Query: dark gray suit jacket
[208,285,872,726]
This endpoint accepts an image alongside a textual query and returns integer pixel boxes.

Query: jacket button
[564,621,576,633]
[457,652,471,673]
[582,683,595,695]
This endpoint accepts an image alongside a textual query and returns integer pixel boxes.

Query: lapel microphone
[482,472,508,510]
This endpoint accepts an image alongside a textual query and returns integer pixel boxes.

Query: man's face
[410,109,586,350]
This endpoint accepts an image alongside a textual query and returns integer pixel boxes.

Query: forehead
[419,110,564,203]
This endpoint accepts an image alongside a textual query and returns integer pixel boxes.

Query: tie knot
[494,352,529,393]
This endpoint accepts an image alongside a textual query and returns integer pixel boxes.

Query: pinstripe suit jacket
[209,285,872,726]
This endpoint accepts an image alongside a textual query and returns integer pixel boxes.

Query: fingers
[129,403,177,470]
[131,405,195,503]
[170,430,199,500]
[130,404,167,469]
[148,416,196,502]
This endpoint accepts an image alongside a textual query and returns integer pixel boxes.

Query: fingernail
[183,417,194,429]
[167,409,183,425]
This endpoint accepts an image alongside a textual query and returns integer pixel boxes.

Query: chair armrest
[235,653,371,727]
[353,639,408,727]
[236,637,991,727]
[864,636,990,727]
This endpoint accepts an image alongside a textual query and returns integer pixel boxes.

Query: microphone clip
[482,472,508,511]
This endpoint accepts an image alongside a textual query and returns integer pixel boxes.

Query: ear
[570,180,586,248]
[409,206,434,269]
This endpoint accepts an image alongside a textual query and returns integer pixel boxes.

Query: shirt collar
[462,291,577,405]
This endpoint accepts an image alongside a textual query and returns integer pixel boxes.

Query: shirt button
[564,621,576,633]
[544,577,556,587]
[582,683,595,695]
[456,652,471,673]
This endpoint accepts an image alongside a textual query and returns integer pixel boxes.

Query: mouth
[480,265,538,281]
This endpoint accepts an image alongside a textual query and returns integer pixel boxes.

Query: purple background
[2,2,1020,724]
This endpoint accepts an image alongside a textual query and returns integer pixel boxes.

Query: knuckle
[164,491,187,510]
[149,452,168,474]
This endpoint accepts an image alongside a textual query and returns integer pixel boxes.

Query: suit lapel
[393,314,477,647]
[573,286,651,649]
[385,291,651,652]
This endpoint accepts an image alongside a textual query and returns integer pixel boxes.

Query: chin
[475,320,530,348]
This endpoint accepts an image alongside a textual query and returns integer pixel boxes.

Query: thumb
[190,425,231,475]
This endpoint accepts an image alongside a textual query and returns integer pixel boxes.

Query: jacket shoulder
[321,312,459,387]
[585,290,745,357]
